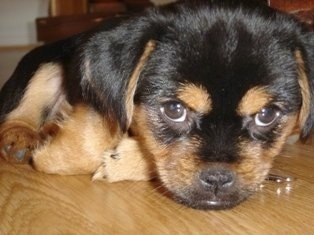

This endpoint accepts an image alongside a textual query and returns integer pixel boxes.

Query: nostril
[199,169,235,190]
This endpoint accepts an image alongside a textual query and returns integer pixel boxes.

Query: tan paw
[0,122,41,164]
[92,138,153,182]
[92,150,116,182]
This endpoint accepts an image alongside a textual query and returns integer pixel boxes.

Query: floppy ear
[296,31,314,140]
[79,18,156,132]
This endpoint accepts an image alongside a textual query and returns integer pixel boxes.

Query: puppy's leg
[0,63,66,163]
[93,136,154,182]
[32,104,122,175]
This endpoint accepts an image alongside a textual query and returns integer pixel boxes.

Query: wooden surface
[1,48,314,235]
[0,143,313,234]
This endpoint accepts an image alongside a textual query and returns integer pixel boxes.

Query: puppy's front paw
[92,138,153,182]
[92,150,117,181]
[0,122,41,164]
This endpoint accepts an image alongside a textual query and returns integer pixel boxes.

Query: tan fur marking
[93,136,154,182]
[6,63,66,128]
[295,50,311,128]
[177,84,211,114]
[237,87,272,116]
[236,115,298,189]
[32,104,122,175]
[125,40,156,128]
[131,105,203,189]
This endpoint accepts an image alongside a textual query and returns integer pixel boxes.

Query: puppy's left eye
[160,101,187,122]
[254,106,281,127]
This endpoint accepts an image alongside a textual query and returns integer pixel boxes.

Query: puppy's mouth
[163,169,253,210]
[173,192,248,210]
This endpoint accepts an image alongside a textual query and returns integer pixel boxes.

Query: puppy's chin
[173,192,248,210]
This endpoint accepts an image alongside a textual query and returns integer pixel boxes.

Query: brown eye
[160,101,187,122]
[254,106,281,127]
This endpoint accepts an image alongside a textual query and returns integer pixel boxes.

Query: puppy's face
[129,8,312,209]
[82,1,313,210]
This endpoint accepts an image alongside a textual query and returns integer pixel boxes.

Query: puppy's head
[81,0,314,209]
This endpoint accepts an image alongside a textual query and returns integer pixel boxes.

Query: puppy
[0,0,313,210]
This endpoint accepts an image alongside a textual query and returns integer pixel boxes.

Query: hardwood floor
[0,48,314,235]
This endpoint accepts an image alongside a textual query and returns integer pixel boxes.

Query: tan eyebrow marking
[237,86,272,116]
[177,84,212,114]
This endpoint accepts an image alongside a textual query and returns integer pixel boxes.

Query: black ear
[79,16,156,132]
[297,30,314,139]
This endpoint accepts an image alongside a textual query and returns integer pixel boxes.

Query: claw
[92,164,107,181]
[15,149,27,161]
[4,144,12,152]
[1,144,13,161]
[1,148,7,158]
[110,153,120,160]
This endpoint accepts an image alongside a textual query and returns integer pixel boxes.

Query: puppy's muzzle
[174,167,245,210]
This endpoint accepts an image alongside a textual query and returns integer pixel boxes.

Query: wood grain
[1,142,314,235]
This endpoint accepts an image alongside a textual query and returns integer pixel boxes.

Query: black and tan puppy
[0,0,313,210]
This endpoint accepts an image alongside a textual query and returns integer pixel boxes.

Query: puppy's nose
[199,169,235,192]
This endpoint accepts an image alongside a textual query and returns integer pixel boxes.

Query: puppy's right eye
[254,106,281,127]
[160,101,187,122]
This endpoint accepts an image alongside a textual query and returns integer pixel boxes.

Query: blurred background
[0,0,176,47]
[0,0,312,47]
